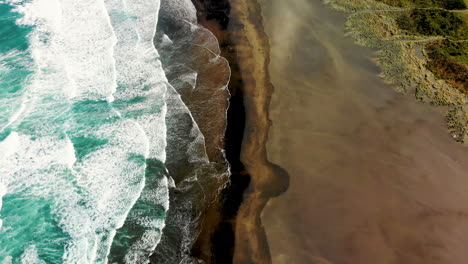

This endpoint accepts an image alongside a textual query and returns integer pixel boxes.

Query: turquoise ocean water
[0,0,170,262]
[0,0,231,262]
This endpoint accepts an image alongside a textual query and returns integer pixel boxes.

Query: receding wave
[150,0,231,263]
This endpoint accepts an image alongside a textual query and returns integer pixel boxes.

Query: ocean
[0,0,230,263]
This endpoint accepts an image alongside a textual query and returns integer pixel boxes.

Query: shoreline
[190,0,288,263]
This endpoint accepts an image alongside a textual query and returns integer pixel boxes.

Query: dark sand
[190,0,288,263]
[259,0,468,263]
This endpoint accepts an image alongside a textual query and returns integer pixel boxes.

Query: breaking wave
[0,0,230,262]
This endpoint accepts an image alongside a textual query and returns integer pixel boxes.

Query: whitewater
[0,0,232,261]
[0,0,231,261]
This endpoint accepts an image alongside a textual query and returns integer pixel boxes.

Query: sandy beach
[260,0,468,263]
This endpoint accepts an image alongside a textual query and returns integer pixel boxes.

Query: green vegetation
[391,4,468,95]
[427,40,468,65]
[425,40,468,94]
[460,11,468,25]
[396,9,468,39]
[376,0,467,9]
[326,0,468,144]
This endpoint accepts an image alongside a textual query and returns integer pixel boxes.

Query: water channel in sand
[259,0,468,263]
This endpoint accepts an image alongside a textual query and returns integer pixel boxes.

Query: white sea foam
[119,172,169,263]
[165,83,210,165]
[2,0,228,260]
[1,0,169,262]
[0,132,19,160]
[0,127,150,263]
[160,34,173,47]
[64,136,76,169]
[105,0,168,160]
[177,71,198,90]
[16,0,117,101]
[0,136,11,230]
[161,0,196,23]
[57,0,117,101]
[3,256,12,264]
[20,246,46,264]
[150,0,232,261]
[2,100,26,131]
[102,0,171,260]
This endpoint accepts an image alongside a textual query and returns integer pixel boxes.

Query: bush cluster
[396,9,467,39]
[376,0,467,9]
[425,40,468,94]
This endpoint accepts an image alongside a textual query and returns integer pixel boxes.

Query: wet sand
[260,0,468,263]
[189,0,288,263]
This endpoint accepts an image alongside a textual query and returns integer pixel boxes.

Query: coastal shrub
[428,39,468,65]
[396,9,468,39]
[425,40,468,94]
[376,0,467,9]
